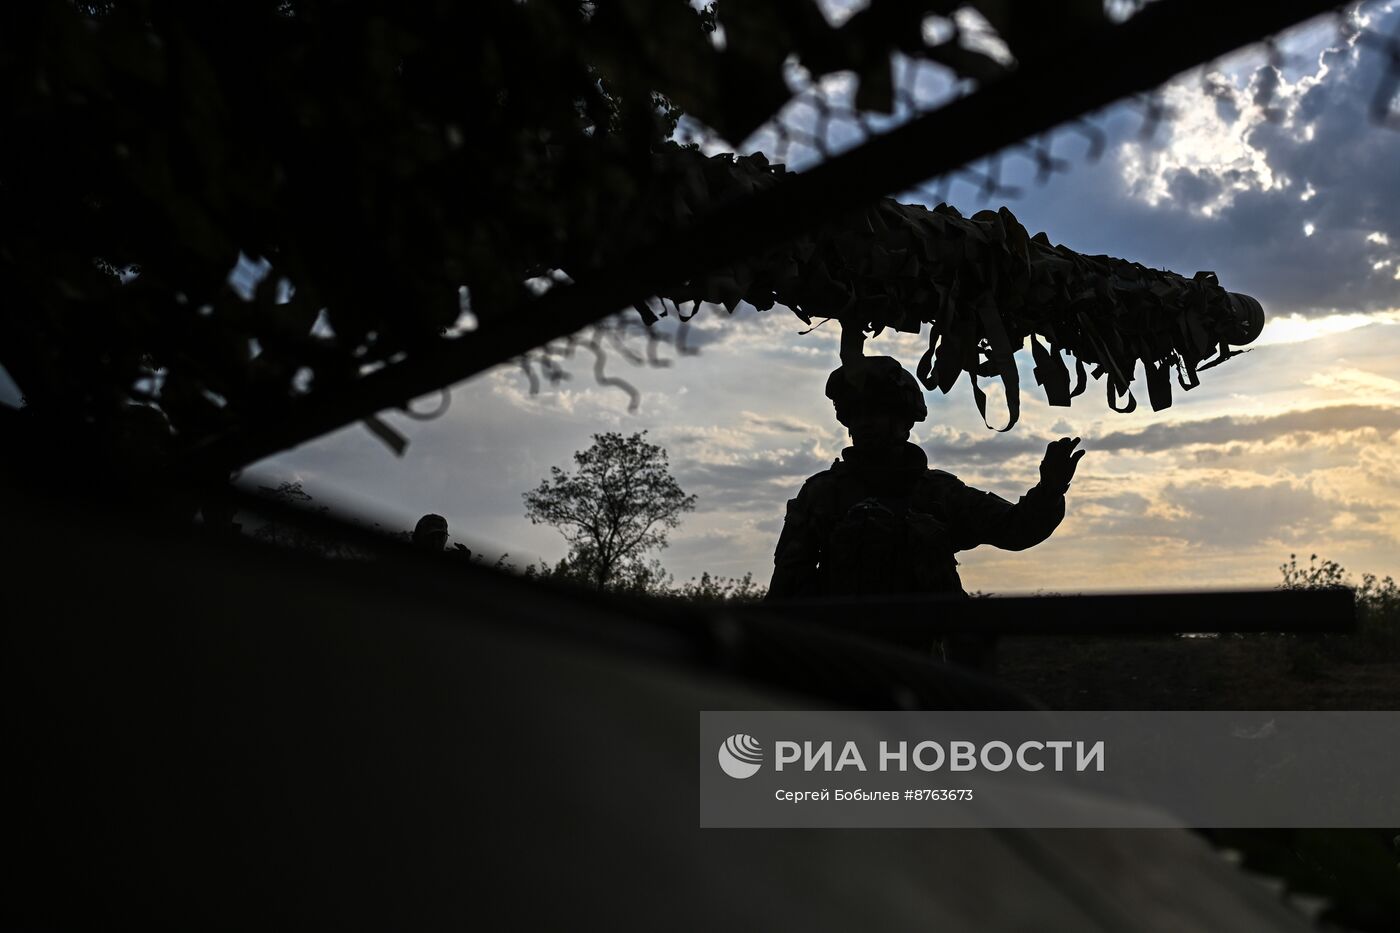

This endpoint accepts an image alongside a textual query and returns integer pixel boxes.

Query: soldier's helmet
[825,356,928,426]
[413,513,449,549]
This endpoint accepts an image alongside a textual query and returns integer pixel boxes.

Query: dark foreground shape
[2,482,1316,931]
[761,589,1356,641]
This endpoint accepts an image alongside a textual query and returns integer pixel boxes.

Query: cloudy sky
[250,2,1400,594]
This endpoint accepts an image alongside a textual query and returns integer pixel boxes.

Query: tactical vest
[798,449,969,597]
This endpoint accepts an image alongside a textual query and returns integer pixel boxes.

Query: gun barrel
[1226,292,1265,345]
[655,150,1267,424]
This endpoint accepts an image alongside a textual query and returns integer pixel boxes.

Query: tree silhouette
[523,432,696,591]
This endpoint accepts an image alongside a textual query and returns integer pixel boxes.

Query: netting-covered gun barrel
[650,151,1265,429]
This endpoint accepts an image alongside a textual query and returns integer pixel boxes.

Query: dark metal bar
[751,589,1357,644]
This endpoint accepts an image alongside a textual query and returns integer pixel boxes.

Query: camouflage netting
[3,1,1318,467]
[646,150,1263,430]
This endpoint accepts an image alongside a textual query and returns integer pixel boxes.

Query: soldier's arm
[946,477,1065,552]
[946,437,1083,552]
[766,479,825,600]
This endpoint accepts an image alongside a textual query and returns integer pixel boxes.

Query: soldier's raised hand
[1039,437,1085,493]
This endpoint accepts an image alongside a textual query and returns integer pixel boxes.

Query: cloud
[1091,403,1400,453]
[1252,310,1400,346]
[935,3,1400,325]
[1119,63,1301,217]
[1063,473,1390,549]
[1155,479,1386,548]
[921,427,1048,467]
[1305,368,1400,401]
[742,411,820,434]
[1109,4,1400,314]
[672,444,832,512]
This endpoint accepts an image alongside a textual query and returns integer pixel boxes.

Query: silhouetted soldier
[413,513,450,551]
[412,513,471,558]
[767,356,1083,667]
